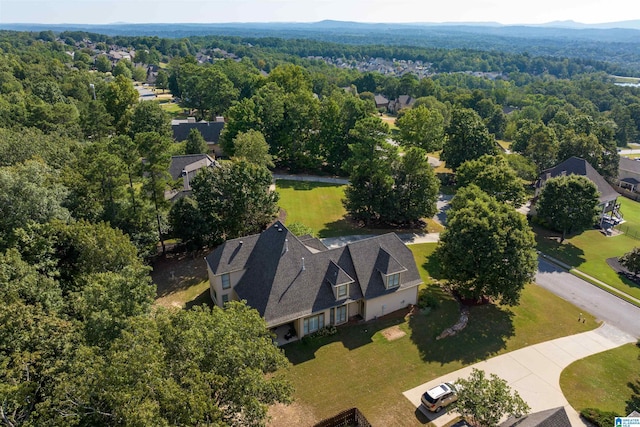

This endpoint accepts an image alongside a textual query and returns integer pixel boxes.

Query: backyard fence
[314,408,372,427]
[617,224,640,241]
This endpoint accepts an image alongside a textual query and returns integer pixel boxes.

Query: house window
[222,294,229,304]
[387,273,400,289]
[221,273,231,289]
[335,306,347,324]
[303,313,324,335]
[336,283,348,298]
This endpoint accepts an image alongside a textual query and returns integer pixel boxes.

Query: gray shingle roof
[172,121,224,143]
[501,407,570,427]
[205,221,422,326]
[168,154,214,180]
[540,156,619,204]
[619,157,640,175]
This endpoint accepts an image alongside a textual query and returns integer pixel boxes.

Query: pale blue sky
[0,0,637,25]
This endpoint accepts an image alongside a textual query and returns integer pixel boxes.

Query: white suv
[421,382,458,413]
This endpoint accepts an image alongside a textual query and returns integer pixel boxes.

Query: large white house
[205,222,422,340]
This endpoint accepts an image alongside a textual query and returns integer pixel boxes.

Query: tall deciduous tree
[619,247,640,276]
[396,105,445,152]
[192,159,278,242]
[233,129,274,168]
[390,147,439,224]
[103,75,138,135]
[455,369,530,427]
[536,174,599,242]
[436,185,537,305]
[441,108,497,170]
[129,100,171,137]
[0,159,69,249]
[456,155,526,206]
[344,117,395,225]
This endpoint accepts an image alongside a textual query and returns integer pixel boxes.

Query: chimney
[301,257,305,271]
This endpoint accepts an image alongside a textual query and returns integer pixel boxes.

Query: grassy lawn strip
[561,343,640,415]
[570,270,640,307]
[280,243,597,426]
[535,225,640,302]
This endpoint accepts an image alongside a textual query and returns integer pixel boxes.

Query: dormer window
[336,283,348,299]
[221,273,231,289]
[387,273,400,289]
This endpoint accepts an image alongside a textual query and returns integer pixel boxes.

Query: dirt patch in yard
[381,325,406,341]
[267,401,317,427]
[151,249,209,298]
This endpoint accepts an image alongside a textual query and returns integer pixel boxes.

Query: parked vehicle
[421,382,458,413]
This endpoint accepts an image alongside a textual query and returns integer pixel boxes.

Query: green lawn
[276,180,357,238]
[534,196,640,302]
[279,243,597,426]
[561,343,640,415]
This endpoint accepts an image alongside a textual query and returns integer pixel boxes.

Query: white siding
[208,266,245,308]
[364,286,418,321]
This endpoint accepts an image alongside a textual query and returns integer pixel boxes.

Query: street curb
[538,251,640,307]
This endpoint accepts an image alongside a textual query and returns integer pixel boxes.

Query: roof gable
[168,154,215,180]
[541,156,618,203]
[619,157,640,175]
[205,222,421,325]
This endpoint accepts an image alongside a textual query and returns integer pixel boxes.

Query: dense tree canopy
[441,108,497,170]
[456,155,526,206]
[536,174,600,242]
[190,159,279,243]
[436,185,537,305]
[455,369,530,427]
[396,104,445,152]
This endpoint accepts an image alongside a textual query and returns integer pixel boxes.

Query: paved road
[403,324,636,427]
[536,258,640,338]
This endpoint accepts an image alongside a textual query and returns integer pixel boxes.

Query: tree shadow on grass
[317,217,369,238]
[606,257,640,291]
[276,180,340,191]
[184,288,214,310]
[408,302,515,365]
[626,378,640,415]
[533,225,586,266]
[423,251,445,281]
[282,316,405,366]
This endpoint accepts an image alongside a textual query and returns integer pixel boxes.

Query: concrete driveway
[402,323,636,426]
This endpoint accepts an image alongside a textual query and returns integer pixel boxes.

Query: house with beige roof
[205,222,421,341]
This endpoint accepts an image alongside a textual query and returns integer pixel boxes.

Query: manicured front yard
[273,243,597,426]
[560,343,640,415]
[535,227,640,302]
[533,195,640,303]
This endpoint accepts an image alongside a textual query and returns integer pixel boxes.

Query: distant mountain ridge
[2,20,639,70]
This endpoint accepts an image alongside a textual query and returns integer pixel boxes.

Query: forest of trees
[1,26,640,425]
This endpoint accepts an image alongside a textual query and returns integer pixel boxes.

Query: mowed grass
[276,180,356,237]
[561,343,640,415]
[155,279,210,309]
[535,196,640,302]
[277,243,597,426]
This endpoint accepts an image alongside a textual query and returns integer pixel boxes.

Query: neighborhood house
[205,222,422,340]
[165,154,217,201]
[535,156,622,223]
[172,117,226,156]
